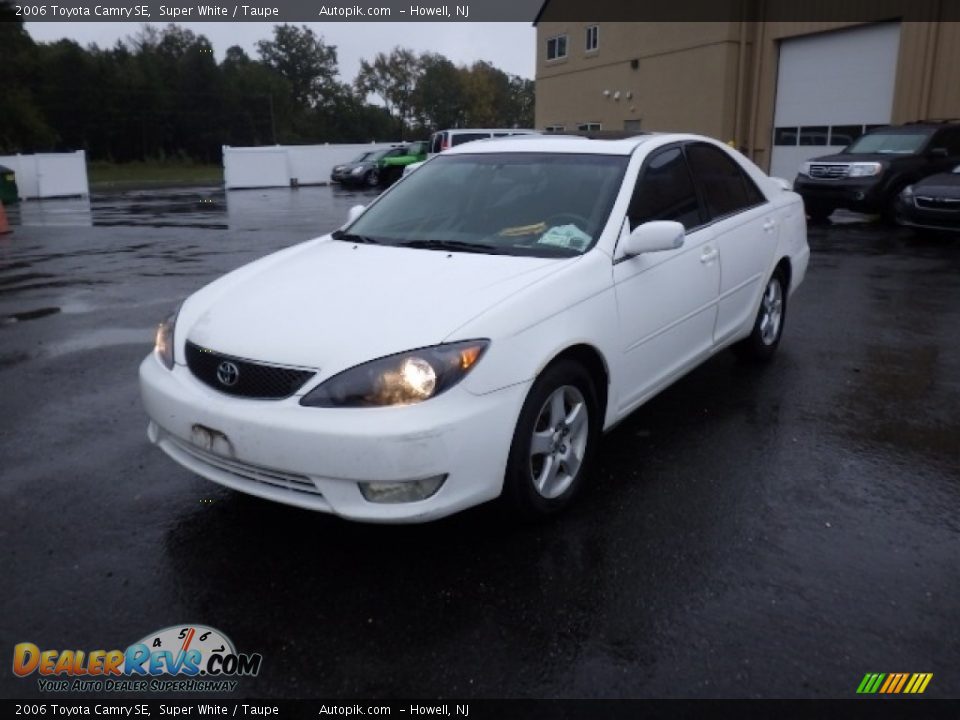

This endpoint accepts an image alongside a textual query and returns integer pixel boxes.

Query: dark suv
[793,122,960,222]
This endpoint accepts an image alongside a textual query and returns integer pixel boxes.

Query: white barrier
[223,143,399,189]
[0,151,89,199]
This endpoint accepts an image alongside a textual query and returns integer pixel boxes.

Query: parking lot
[1,186,958,699]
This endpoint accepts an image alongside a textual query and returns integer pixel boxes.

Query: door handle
[763,219,777,232]
[700,247,718,264]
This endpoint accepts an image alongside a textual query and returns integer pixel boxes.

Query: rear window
[450,133,490,147]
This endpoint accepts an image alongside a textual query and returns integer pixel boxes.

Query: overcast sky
[24,22,537,82]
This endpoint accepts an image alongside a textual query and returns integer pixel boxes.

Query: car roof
[442,133,708,156]
[435,128,537,134]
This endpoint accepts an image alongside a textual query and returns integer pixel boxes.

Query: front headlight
[848,162,883,178]
[798,162,812,177]
[154,308,179,370]
[300,340,489,408]
[901,184,914,199]
[351,166,366,175]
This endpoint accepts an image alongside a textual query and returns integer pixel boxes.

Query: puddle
[44,327,154,357]
[0,306,61,325]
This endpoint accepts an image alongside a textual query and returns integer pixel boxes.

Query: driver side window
[628,146,703,231]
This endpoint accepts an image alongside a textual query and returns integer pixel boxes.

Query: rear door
[684,143,779,345]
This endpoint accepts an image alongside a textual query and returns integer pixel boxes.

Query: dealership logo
[216,361,240,386]
[857,673,933,695]
[13,624,262,693]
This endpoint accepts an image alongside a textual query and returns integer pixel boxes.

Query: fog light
[854,191,866,201]
[358,475,447,504]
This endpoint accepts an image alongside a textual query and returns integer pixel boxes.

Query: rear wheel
[733,270,788,362]
[503,360,600,519]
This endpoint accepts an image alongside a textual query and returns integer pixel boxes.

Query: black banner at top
[7,0,960,23]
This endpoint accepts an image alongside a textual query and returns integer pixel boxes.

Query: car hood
[804,152,903,164]
[913,172,960,196]
[179,238,569,376]
[334,161,373,171]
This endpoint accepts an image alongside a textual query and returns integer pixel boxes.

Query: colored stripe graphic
[857,673,932,694]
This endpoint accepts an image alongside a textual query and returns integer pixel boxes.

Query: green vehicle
[0,165,18,206]
[378,140,429,186]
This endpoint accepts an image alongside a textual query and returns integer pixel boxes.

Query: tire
[364,169,379,188]
[805,201,834,224]
[733,269,788,362]
[503,360,600,519]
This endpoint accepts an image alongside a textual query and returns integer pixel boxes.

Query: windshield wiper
[331,229,383,245]
[404,239,501,254]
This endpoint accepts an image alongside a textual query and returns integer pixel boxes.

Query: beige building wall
[535,14,960,172]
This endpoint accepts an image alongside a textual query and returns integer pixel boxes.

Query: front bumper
[794,176,885,212]
[895,197,960,232]
[139,354,530,523]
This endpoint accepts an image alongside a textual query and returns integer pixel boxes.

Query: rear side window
[685,143,765,220]
[933,128,960,156]
[628,146,702,231]
[450,133,491,147]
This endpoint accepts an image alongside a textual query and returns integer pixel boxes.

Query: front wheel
[503,360,600,519]
[364,169,379,188]
[733,270,788,362]
[805,201,834,224]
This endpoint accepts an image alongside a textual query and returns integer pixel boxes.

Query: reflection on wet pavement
[1,188,959,699]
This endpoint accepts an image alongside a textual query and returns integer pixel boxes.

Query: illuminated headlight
[358,475,447,504]
[351,166,366,175]
[300,340,489,408]
[848,162,883,178]
[154,308,179,370]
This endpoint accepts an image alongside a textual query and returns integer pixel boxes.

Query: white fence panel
[223,143,398,190]
[0,151,89,199]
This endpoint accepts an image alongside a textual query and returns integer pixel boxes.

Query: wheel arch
[535,343,610,425]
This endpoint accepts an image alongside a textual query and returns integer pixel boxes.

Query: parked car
[330,147,404,187]
[793,121,960,222]
[428,128,539,157]
[378,140,429,186]
[141,134,809,523]
[894,164,960,232]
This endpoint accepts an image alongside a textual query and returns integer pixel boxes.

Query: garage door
[770,23,901,182]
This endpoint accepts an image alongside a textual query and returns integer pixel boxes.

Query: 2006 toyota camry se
[140,134,809,523]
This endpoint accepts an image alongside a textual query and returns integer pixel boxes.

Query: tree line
[0,11,535,163]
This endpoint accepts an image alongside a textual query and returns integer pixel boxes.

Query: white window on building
[546,35,568,61]
[544,125,566,133]
[586,25,599,52]
[577,122,602,132]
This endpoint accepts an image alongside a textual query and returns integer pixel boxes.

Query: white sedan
[140,134,809,523]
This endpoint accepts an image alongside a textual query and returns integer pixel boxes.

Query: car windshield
[342,153,629,257]
[349,151,375,163]
[844,132,930,155]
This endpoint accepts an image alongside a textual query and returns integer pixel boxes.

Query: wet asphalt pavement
[1,187,958,700]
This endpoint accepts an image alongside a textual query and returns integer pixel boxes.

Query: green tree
[256,24,339,108]
[355,47,421,139]
[411,53,466,131]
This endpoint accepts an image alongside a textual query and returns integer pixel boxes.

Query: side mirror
[622,221,685,257]
[346,204,365,225]
[929,147,949,159]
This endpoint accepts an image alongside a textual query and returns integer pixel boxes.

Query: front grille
[184,341,315,399]
[915,196,960,211]
[167,435,322,496]
[808,164,850,179]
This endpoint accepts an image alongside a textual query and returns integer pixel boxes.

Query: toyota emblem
[216,361,240,387]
